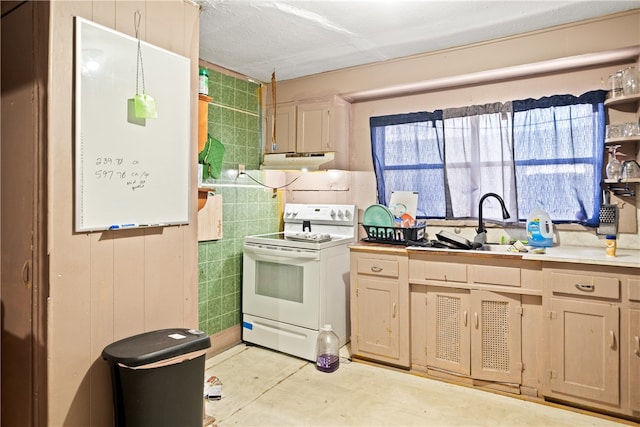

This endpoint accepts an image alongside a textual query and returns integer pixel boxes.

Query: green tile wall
[198,68,281,335]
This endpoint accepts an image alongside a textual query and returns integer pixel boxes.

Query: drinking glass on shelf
[609,71,623,98]
[622,67,639,96]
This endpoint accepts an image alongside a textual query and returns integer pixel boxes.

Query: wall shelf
[604,93,640,107]
[605,136,640,145]
[603,178,640,184]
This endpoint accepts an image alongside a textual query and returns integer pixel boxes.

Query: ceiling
[196,1,639,82]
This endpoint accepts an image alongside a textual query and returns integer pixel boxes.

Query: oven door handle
[244,245,319,260]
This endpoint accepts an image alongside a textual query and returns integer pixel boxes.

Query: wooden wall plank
[147,0,184,53]
[89,233,115,427]
[91,1,115,28]
[144,226,186,330]
[114,0,145,39]
[113,231,146,339]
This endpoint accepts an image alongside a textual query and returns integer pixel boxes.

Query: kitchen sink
[474,243,530,254]
[476,243,514,252]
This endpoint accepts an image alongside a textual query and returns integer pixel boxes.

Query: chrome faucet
[474,192,510,245]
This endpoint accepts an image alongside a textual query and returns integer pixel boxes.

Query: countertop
[350,241,640,269]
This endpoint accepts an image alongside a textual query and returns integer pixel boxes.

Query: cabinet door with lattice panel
[426,286,471,376]
[470,290,523,383]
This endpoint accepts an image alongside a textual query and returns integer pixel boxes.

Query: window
[369,90,607,226]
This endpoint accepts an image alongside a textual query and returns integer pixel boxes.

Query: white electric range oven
[242,203,357,361]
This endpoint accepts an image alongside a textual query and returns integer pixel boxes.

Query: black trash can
[102,328,211,427]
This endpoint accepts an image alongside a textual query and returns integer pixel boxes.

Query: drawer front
[550,271,620,299]
[409,260,467,283]
[469,264,521,287]
[357,257,399,278]
[629,278,640,302]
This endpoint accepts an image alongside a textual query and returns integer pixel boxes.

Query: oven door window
[255,261,303,303]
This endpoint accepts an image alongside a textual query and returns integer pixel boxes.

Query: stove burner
[286,232,332,243]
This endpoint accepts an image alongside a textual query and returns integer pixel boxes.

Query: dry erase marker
[109,223,136,230]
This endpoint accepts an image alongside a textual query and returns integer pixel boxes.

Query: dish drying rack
[362,221,427,245]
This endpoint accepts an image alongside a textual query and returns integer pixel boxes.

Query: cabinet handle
[463,310,468,326]
[392,303,397,318]
[370,265,383,273]
[22,260,30,288]
[634,336,639,356]
[609,330,616,349]
[575,283,594,292]
[474,312,479,329]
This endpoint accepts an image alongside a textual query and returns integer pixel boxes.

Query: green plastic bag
[199,135,225,179]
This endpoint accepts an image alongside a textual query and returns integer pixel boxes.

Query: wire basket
[362,222,426,245]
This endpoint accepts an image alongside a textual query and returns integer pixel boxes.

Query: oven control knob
[345,210,352,218]
[337,210,344,218]
[330,209,336,217]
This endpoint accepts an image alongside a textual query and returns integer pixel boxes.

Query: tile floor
[203,344,632,427]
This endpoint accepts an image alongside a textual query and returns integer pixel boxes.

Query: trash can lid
[102,328,211,367]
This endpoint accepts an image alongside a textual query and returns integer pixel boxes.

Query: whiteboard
[74,17,191,232]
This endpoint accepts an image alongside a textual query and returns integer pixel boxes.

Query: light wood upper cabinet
[265,103,296,153]
[350,249,410,368]
[265,95,350,169]
[296,99,331,153]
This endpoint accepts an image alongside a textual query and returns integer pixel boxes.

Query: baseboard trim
[204,325,242,359]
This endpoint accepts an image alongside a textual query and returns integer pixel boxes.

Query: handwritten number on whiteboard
[92,156,149,191]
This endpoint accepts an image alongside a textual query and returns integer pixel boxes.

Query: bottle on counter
[316,324,340,373]
[605,235,617,257]
[526,208,553,247]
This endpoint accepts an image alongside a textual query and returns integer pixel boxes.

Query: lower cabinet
[352,246,639,422]
[630,308,640,412]
[422,286,522,383]
[543,265,640,420]
[350,249,410,367]
[627,277,640,413]
[546,298,620,405]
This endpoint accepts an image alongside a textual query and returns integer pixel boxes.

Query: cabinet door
[548,298,619,405]
[296,100,330,153]
[354,276,400,359]
[265,103,296,153]
[426,287,471,376]
[630,309,640,411]
[470,291,522,383]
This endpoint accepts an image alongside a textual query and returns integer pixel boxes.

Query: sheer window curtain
[512,91,607,225]
[370,112,444,218]
[443,102,517,222]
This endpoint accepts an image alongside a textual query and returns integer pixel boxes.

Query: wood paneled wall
[47,1,199,425]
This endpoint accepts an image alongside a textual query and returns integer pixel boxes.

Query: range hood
[260,152,335,171]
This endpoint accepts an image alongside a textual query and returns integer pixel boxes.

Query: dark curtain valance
[512,90,607,112]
